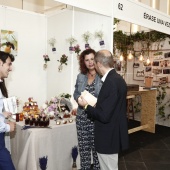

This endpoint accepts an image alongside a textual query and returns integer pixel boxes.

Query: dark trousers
[76,113,100,170]
[0,133,15,170]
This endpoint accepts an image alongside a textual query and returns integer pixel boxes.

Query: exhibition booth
[0,0,170,169]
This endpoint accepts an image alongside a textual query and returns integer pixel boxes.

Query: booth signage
[113,0,170,34]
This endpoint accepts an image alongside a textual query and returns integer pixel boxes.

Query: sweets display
[22,97,40,117]
[19,97,76,127]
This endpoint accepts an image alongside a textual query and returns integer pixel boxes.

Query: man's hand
[78,96,88,107]
[3,111,12,119]
[7,121,16,132]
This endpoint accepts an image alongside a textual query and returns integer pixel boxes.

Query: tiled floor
[119,120,170,170]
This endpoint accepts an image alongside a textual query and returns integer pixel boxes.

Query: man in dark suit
[78,50,129,170]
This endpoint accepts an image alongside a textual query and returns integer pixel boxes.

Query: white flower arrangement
[82,31,92,44]
[40,96,73,119]
[94,30,104,40]
[48,37,56,47]
[66,37,77,46]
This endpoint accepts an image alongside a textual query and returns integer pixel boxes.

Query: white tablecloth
[10,119,80,170]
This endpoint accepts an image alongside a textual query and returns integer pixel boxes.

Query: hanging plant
[94,30,105,47]
[57,54,68,72]
[43,54,50,69]
[48,37,56,51]
[82,31,92,49]
[66,37,77,53]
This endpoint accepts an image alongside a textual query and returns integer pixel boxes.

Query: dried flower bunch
[43,55,50,63]
[73,44,81,55]
[66,37,77,46]
[82,31,92,44]
[94,30,104,40]
[48,38,56,47]
[39,156,48,170]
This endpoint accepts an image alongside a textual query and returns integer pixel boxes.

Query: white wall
[0,6,47,108]
[46,7,112,104]
[46,9,73,99]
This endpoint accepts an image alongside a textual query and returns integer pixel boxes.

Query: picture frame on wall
[133,57,145,81]
[0,30,18,57]
[151,51,170,84]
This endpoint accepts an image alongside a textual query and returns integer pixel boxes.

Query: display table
[127,87,157,134]
[10,119,80,170]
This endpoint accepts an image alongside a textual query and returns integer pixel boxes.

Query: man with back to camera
[0,51,16,170]
[78,50,129,170]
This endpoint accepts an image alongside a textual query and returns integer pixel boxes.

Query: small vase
[69,46,74,54]
[99,40,105,48]
[77,55,80,60]
[52,47,56,52]
[58,64,63,72]
[85,43,90,49]
[72,161,77,170]
[43,63,47,69]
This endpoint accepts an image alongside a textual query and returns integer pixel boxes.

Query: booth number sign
[118,3,123,11]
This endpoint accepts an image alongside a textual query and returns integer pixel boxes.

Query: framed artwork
[133,50,170,85]
[0,29,18,57]
[133,57,145,81]
[151,51,170,84]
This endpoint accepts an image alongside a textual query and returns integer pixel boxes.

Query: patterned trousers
[76,112,100,170]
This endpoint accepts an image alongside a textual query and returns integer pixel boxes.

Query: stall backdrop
[0,0,170,126]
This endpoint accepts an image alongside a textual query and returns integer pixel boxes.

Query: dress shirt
[101,68,114,82]
[0,90,10,133]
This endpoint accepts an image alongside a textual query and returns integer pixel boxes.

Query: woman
[74,49,102,170]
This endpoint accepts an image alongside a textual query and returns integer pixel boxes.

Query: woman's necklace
[88,71,96,77]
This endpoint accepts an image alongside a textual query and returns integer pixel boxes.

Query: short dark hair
[0,51,15,98]
[79,49,96,74]
[0,51,15,62]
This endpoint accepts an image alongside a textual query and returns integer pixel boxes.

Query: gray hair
[94,50,114,68]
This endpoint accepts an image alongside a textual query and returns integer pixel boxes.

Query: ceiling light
[119,54,124,61]
[146,57,151,65]
[127,51,133,61]
[139,53,144,62]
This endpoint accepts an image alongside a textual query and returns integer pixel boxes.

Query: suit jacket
[86,69,129,154]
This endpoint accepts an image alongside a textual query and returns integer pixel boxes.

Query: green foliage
[156,86,170,119]
[60,93,71,99]
[113,29,170,61]
[114,18,120,25]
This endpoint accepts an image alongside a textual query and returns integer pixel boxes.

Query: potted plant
[43,54,50,69]
[48,38,56,52]
[82,31,92,49]
[66,37,77,54]
[57,54,68,72]
[94,30,105,48]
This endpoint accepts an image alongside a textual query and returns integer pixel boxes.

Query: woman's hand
[3,111,12,119]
